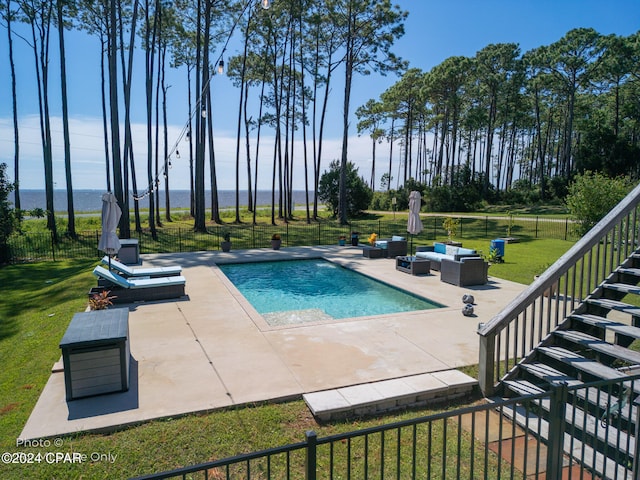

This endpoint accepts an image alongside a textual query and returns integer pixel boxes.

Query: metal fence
[6,215,578,264]
[132,374,640,480]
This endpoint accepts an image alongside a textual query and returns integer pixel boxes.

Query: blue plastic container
[490,239,505,258]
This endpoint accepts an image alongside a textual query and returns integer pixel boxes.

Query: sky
[0,0,639,193]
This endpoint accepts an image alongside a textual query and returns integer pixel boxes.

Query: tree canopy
[2,1,639,233]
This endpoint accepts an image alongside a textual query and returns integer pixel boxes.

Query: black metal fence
[132,374,640,480]
[6,215,579,264]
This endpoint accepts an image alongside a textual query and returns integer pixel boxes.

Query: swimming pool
[219,259,444,326]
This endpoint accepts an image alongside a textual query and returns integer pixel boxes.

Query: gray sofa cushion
[415,242,480,265]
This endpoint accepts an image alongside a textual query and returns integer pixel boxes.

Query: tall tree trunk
[338,3,354,225]
[193,0,208,231]
[145,0,158,239]
[252,73,266,225]
[29,2,57,240]
[243,82,253,213]
[207,86,221,223]
[187,65,195,218]
[387,118,395,191]
[234,5,252,223]
[100,34,111,192]
[483,95,497,195]
[314,58,332,218]
[118,0,140,231]
[154,39,162,227]
[7,0,20,211]
[57,0,75,237]
[162,44,171,222]
[298,11,310,223]
[108,0,127,238]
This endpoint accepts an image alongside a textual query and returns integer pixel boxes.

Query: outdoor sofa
[373,236,408,258]
[415,242,479,271]
[440,257,489,287]
[101,256,182,277]
[92,265,186,303]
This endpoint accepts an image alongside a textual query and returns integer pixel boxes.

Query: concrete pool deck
[20,245,526,441]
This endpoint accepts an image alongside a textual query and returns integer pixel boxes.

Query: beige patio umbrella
[98,192,122,269]
[407,191,424,255]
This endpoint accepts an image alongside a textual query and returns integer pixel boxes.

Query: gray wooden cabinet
[59,308,130,401]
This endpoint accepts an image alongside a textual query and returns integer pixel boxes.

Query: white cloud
[0,115,390,192]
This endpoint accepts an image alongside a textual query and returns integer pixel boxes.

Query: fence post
[565,218,568,241]
[633,393,640,479]
[485,216,488,238]
[477,332,495,397]
[305,430,317,480]
[51,231,56,262]
[546,382,568,478]
[535,216,539,238]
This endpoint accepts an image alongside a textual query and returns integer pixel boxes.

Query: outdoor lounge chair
[440,257,489,287]
[374,236,408,258]
[101,256,182,277]
[92,266,186,303]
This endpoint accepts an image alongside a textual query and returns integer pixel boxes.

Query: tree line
[2,1,639,241]
[358,28,640,205]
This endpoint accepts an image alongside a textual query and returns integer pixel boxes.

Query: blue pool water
[219,259,443,325]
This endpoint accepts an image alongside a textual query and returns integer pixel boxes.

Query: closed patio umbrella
[98,192,122,269]
[407,191,424,255]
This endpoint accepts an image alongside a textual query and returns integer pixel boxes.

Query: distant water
[12,190,312,213]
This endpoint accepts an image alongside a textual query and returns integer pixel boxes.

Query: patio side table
[362,246,384,259]
[396,256,431,275]
[59,308,130,401]
[118,239,140,265]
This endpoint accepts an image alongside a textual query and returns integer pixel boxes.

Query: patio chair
[101,256,182,277]
[92,266,186,303]
[374,236,408,258]
[440,257,489,287]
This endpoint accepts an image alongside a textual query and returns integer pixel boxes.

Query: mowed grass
[0,235,574,479]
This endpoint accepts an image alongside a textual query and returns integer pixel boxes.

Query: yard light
[217,59,224,75]
[261,0,270,9]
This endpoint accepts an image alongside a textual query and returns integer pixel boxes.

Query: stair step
[603,283,640,295]
[585,298,640,316]
[517,387,637,459]
[554,329,640,365]
[519,361,582,387]
[503,379,545,396]
[618,267,640,278]
[571,314,640,340]
[504,378,638,426]
[537,346,640,394]
[501,404,633,480]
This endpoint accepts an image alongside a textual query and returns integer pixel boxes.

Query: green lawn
[0,236,574,479]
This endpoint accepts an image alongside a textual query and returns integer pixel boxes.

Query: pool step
[303,370,477,422]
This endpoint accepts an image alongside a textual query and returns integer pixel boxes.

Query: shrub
[0,163,18,264]
[318,160,373,217]
[89,290,116,310]
[426,166,487,212]
[566,171,633,235]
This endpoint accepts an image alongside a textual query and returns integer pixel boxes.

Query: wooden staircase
[497,252,640,479]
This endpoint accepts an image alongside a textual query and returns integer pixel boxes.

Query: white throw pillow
[445,245,458,256]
